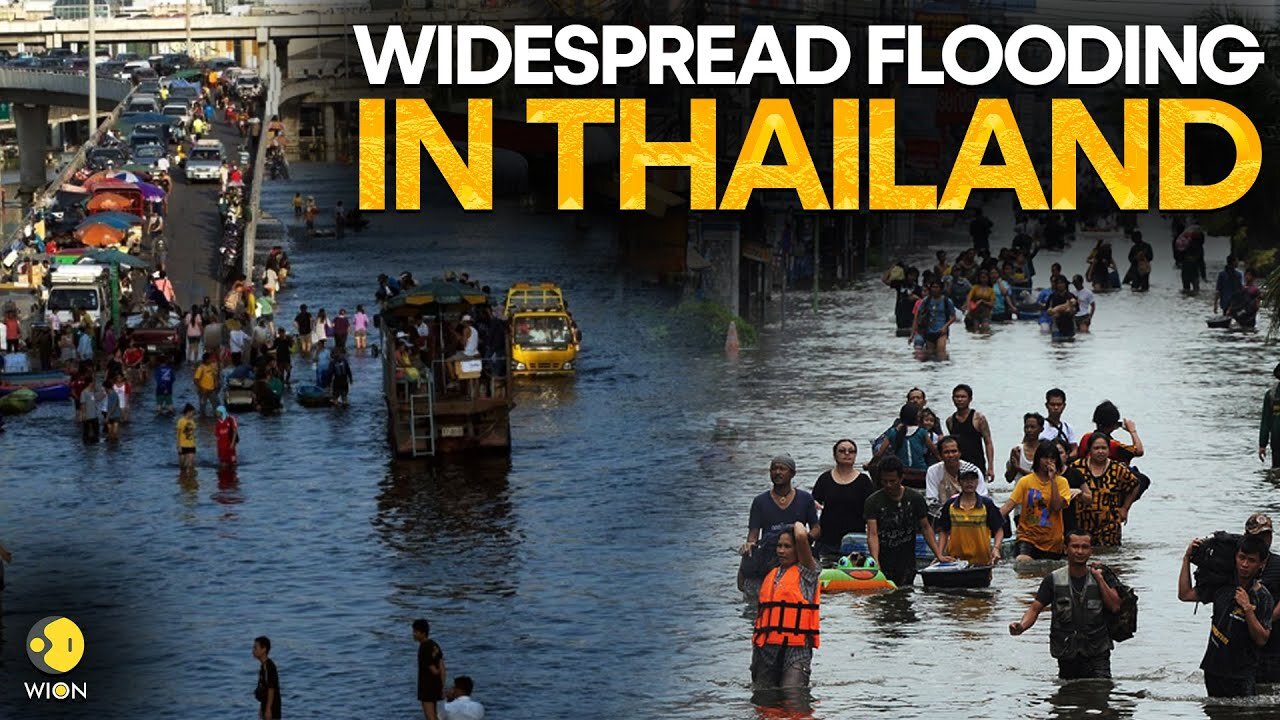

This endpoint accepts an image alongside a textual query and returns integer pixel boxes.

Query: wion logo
[24,616,87,701]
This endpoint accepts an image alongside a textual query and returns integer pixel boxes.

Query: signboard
[0,103,10,122]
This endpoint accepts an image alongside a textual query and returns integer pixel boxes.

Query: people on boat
[1010,528,1123,679]
[1000,441,1070,561]
[811,439,874,559]
[751,521,820,690]
[936,470,1004,567]
[738,454,820,599]
[864,457,951,588]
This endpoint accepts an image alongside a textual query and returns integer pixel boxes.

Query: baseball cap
[1246,513,1273,535]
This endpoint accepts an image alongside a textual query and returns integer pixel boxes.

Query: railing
[242,60,280,280]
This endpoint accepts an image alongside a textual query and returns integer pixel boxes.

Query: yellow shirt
[940,496,1000,566]
[194,363,218,392]
[1009,472,1072,554]
[177,416,196,449]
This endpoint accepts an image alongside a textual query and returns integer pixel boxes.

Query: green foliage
[669,301,757,348]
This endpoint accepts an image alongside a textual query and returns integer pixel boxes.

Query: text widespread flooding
[2,162,1278,719]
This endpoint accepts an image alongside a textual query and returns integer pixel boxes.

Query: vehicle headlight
[562,361,572,370]
[515,362,526,371]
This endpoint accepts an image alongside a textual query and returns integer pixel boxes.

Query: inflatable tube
[819,559,897,593]
[0,388,38,415]
[295,383,332,407]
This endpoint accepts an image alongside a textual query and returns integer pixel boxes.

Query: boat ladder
[407,376,436,457]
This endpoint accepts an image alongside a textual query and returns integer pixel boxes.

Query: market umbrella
[135,182,166,201]
[106,171,142,184]
[119,165,155,177]
[87,193,133,212]
[76,212,142,231]
[81,248,149,268]
[76,223,126,247]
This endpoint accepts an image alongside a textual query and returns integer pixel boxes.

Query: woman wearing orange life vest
[752,521,820,689]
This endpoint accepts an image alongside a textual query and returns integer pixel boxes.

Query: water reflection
[1046,681,1135,720]
[211,465,243,507]
[865,591,921,636]
[750,687,816,719]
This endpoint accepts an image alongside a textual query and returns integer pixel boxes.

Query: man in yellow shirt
[193,352,220,415]
[176,403,197,472]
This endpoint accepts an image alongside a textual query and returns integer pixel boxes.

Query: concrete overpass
[0,7,543,49]
[0,68,133,201]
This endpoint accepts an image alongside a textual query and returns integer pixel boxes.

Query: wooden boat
[920,561,993,589]
[378,280,512,457]
[0,388,38,415]
[0,382,71,402]
[295,383,332,407]
[0,370,69,387]
[1206,316,1232,329]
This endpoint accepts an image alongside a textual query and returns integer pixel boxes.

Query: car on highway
[186,139,224,183]
[161,101,191,128]
[133,144,167,172]
[86,146,129,171]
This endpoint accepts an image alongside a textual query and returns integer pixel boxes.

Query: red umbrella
[76,223,126,247]
[87,193,133,212]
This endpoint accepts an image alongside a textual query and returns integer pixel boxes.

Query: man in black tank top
[947,384,995,479]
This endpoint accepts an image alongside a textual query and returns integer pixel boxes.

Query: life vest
[1049,567,1112,659]
[754,565,820,648]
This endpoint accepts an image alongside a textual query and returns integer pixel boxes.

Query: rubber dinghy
[819,557,897,593]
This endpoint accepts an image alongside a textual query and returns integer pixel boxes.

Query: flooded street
[2,162,1277,719]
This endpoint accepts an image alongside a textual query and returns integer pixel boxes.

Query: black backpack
[1099,565,1139,642]
[1190,531,1241,603]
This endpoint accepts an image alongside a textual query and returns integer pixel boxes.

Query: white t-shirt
[441,696,485,720]
[1040,419,1077,447]
[1073,287,1095,317]
[229,328,249,353]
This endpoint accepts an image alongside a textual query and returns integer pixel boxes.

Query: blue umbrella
[76,211,142,231]
[135,182,166,201]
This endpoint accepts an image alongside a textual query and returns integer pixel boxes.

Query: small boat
[1206,316,1232,329]
[0,381,71,402]
[0,371,70,388]
[819,558,897,593]
[224,378,255,411]
[0,388,38,415]
[920,560,993,589]
[842,532,1016,564]
[295,383,332,407]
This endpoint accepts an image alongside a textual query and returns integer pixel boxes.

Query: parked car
[86,146,129,171]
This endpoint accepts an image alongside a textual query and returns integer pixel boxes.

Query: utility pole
[88,0,97,139]
[185,0,192,56]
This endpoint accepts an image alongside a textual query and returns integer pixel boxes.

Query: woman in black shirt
[812,438,875,559]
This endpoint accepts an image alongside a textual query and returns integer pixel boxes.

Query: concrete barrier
[242,61,280,280]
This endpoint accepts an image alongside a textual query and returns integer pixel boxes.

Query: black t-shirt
[748,490,820,557]
[864,488,928,551]
[273,337,292,366]
[1259,554,1280,656]
[417,639,444,701]
[1061,466,1089,537]
[1201,582,1275,679]
[294,312,312,335]
[970,216,993,242]
[812,471,874,544]
[1049,290,1076,336]
[257,659,282,718]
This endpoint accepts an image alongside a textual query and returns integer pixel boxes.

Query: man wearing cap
[1245,513,1280,683]
[738,454,821,599]
[1259,364,1280,469]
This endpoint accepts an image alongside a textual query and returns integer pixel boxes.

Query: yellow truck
[505,283,580,377]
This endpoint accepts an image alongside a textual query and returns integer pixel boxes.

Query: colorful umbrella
[76,223,126,247]
[82,248,149,268]
[87,193,134,212]
[107,171,142,184]
[76,212,142,231]
[135,182,166,201]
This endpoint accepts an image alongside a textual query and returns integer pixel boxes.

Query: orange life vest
[753,565,820,648]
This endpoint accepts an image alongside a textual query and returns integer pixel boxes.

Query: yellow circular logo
[26,617,85,674]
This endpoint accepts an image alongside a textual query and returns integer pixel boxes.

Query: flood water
[1,164,1277,720]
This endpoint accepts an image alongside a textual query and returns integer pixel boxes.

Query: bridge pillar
[323,104,337,163]
[13,103,49,209]
[273,39,290,77]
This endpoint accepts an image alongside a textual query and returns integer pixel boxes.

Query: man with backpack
[329,349,353,406]
[911,280,956,358]
[1009,528,1131,679]
[1179,528,1274,697]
